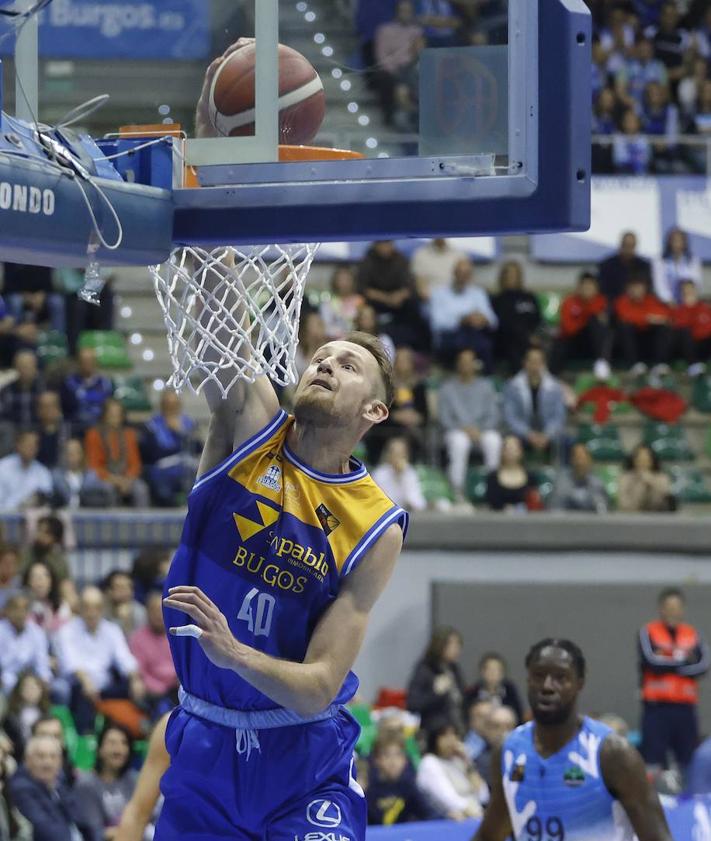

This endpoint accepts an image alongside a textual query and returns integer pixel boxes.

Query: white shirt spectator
[0,618,52,692]
[0,454,52,511]
[653,256,703,304]
[416,754,487,816]
[372,462,426,511]
[429,286,498,336]
[55,616,138,691]
[411,240,467,296]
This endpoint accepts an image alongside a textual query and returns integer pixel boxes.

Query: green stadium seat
[36,330,69,365]
[72,734,97,771]
[78,330,132,370]
[595,464,622,507]
[668,466,711,504]
[348,703,373,729]
[643,422,694,462]
[466,467,489,504]
[576,424,625,462]
[537,291,561,327]
[692,375,711,413]
[114,376,152,412]
[355,722,378,757]
[50,704,78,758]
[415,464,454,506]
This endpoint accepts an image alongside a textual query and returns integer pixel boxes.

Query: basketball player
[473,639,672,841]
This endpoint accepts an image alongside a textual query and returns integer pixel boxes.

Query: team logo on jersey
[563,765,585,787]
[306,799,342,828]
[257,464,282,492]
[509,761,526,782]
[233,501,280,542]
[315,503,340,536]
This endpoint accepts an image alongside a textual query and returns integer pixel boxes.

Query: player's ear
[364,399,388,425]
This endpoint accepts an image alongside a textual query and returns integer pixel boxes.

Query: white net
[150,243,319,398]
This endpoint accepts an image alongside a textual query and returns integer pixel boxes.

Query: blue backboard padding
[531,176,711,263]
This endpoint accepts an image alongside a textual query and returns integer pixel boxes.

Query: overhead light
[142,348,155,362]
[366,137,379,149]
[322,46,334,57]
[358,114,370,126]
[314,33,325,44]
[120,305,132,318]
[347,102,359,113]
[331,68,343,79]
[153,378,166,392]
[130,332,142,346]
[304,11,316,22]
[340,79,352,92]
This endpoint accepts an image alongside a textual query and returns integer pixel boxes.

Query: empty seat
[576,424,625,462]
[643,422,694,462]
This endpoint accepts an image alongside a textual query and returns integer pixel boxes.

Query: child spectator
[2,672,51,760]
[128,590,178,719]
[672,280,711,375]
[619,443,675,512]
[615,274,673,375]
[22,561,73,635]
[653,226,703,304]
[367,736,434,825]
[318,266,363,340]
[613,109,652,174]
[372,437,427,512]
[102,571,147,638]
[485,435,540,513]
[0,431,52,512]
[51,438,114,509]
[553,272,612,379]
[492,261,542,373]
[60,347,114,434]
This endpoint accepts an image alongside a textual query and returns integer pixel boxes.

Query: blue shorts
[155,705,366,841]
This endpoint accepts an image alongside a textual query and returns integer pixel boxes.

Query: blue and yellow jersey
[164,409,409,712]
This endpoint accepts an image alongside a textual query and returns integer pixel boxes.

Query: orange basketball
[208,42,326,145]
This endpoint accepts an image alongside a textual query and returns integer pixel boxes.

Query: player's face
[293,341,386,428]
[527,647,583,726]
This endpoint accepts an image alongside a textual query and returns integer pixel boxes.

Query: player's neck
[287,422,355,475]
[534,714,582,758]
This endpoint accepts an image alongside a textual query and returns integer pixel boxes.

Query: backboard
[0,0,591,262]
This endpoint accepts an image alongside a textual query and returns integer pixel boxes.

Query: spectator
[128,590,178,719]
[0,293,37,370]
[491,261,542,373]
[648,2,690,89]
[613,109,652,174]
[463,653,524,723]
[485,435,540,513]
[590,40,611,104]
[639,587,709,773]
[353,304,396,362]
[34,391,70,470]
[615,274,673,375]
[130,548,172,606]
[22,560,73,635]
[614,36,669,107]
[416,0,462,47]
[0,350,43,431]
[502,347,567,458]
[411,238,467,300]
[2,263,64,335]
[619,443,675,513]
[0,544,21,610]
[641,81,679,172]
[438,349,502,502]
[591,87,618,135]
[0,593,52,696]
[672,280,711,376]
[20,514,69,583]
[140,389,200,507]
[31,716,78,790]
[51,438,114,510]
[9,734,91,841]
[548,442,610,513]
[372,437,427,512]
[0,430,52,511]
[429,258,497,372]
[319,266,363,340]
[415,722,486,820]
[367,736,434,825]
[463,699,494,763]
[473,705,518,787]
[85,399,150,508]
[2,672,51,759]
[373,1,424,125]
[55,586,144,734]
[294,312,328,380]
[653,227,703,305]
[598,231,652,303]
[102,571,146,638]
[60,347,114,434]
[357,241,426,350]
[679,57,710,122]
[406,626,465,735]
[0,738,31,841]
[553,272,612,378]
[75,723,138,841]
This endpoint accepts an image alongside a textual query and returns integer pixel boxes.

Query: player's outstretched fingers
[167,586,221,619]
[171,624,204,639]
[162,593,212,627]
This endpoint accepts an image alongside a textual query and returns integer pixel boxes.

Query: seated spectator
[2,672,51,759]
[60,347,114,434]
[372,437,427,512]
[9,734,91,841]
[547,442,610,513]
[653,226,703,304]
[55,586,144,733]
[415,722,486,820]
[0,350,44,438]
[430,259,497,372]
[20,514,69,583]
[0,294,37,369]
[590,40,611,105]
[52,438,114,510]
[614,35,669,108]
[553,272,612,378]
[491,261,542,373]
[85,399,150,508]
[619,443,675,513]
[373,1,424,125]
[0,594,52,695]
[0,543,21,610]
[648,2,690,89]
[294,312,328,381]
[102,570,147,638]
[34,391,70,470]
[598,231,652,303]
[140,389,200,507]
[59,267,115,356]
[0,737,32,840]
[615,274,673,375]
[411,238,467,300]
[439,349,502,502]
[0,430,52,511]
[474,705,518,787]
[613,109,652,174]
[641,81,679,172]
[357,241,427,351]
[31,715,79,790]
[131,547,172,606]
[129,590,178,720]
[367,346,428,463]
[75,723,138,841]
[406,627,465,735]
[463,699,494,763]
[367,735,434,825]
[502,347,567,458]
[672,280,711,375]
[353,304,396,362]
[319,266,363,340]
[416,0,462,47]
[678,57,709,123]
[22,560,73,635]
[464,653,524,724]
[485,435,540,513]
[2,263,64,335]
[591,88,618,136]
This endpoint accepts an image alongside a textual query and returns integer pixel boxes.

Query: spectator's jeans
[641,701,698,772]
[445,428,502,493]
[551,319,613,373]
[70,674,130,734]
[616,323,672,367]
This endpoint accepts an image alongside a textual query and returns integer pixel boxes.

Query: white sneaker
[688,362,706,378]
[593,359,611,381]
[630,362,648,377]
[651,363,670,377]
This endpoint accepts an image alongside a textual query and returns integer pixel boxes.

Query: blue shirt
[429,285,498,335]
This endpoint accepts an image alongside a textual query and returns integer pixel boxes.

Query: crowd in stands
[355,0,711,172]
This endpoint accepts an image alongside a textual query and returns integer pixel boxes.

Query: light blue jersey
[501,717,635,841]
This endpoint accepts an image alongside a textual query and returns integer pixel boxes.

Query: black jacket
[367,771,438,825]
[9,767,91,841]
[406,660,465,734]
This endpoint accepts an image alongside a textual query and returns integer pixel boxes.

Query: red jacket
[560,293,608,338]
[615,294,671,329]
[672,302,711,342]
[639,620,709,704]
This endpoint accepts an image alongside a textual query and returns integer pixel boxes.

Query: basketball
[207,42,326,145]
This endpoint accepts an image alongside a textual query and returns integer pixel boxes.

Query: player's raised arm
[599,735,673,841]
[471,745,513,841]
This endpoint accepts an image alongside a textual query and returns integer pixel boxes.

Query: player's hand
[163,586,242,670]
[195,38,255,138]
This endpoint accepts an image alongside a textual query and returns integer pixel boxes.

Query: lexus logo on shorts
[306,800,342,828]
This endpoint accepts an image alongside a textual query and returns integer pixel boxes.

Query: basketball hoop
[150,145,363,398]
